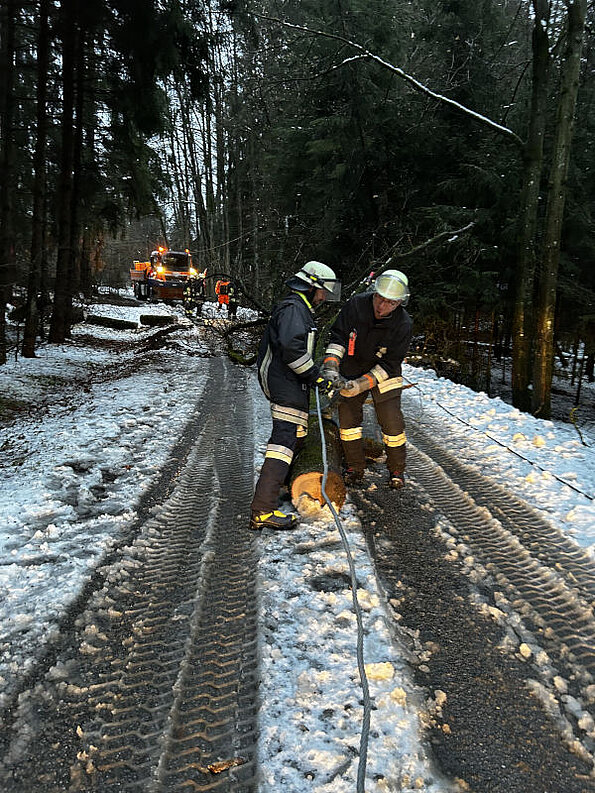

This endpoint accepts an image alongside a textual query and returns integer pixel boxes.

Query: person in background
[228,281,238,320]
[183,270,207,318]
[196,269,207,299]
[250,261,341,530]
[322,270,412,489]
[215,278,231,311]
[183,279,198,317]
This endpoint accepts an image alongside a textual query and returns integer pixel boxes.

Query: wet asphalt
[351,479,594,793]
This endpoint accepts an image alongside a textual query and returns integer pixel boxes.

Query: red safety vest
[215,280,231,304]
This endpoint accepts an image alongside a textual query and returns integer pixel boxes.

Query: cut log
[290,416,346,514]
[140,314,177,327]
[363,437,384,461]
[85,314,138,330]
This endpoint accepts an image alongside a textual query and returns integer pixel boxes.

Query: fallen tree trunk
[290,416,345,515]
[85,314,138,330]
[141,324,181,351]
[290,413,387,517]
[222,317,267,366]
[140,314,177,327]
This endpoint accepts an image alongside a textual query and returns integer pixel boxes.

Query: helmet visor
[323,280,342,302]
[374,273,410,305]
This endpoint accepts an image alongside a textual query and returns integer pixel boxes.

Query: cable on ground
[315,386,372,793]
[403,376,594,502]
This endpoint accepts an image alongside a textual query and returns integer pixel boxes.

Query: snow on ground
[250,389,452,791]
[1,297,594,790]
[400,365,595,552]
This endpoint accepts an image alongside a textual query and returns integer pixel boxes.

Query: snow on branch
[259,15,524,149]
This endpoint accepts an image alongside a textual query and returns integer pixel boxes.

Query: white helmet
[374,270,410,305]
[291,260,341,301]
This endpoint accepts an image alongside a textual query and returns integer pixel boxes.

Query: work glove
[339,373,376,398]
[314,375,335,396]
[322,367,341,384]
[321,355,341,383]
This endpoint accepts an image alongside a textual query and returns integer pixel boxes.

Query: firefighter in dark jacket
[250,261,340,530]
[323,270,412,489]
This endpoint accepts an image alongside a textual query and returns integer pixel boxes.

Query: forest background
[0,0,594,420]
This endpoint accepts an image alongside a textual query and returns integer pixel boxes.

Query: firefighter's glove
[314,376,335,396]
[321,354,341,381]
[322,366,341,384]
[340,374,375,398]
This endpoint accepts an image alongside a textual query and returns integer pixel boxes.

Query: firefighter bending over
[322,270,412,490]
[250,261,340,530]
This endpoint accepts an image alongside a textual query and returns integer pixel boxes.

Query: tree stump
[290,416,346,515]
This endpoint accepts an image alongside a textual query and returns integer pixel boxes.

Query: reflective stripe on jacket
[257,292,319,410]
[326,293,412,388]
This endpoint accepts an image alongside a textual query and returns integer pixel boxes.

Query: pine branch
[379,222,476,270]
[257,15,525,150]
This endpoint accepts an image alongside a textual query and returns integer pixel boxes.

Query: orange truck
[130,247,198,301]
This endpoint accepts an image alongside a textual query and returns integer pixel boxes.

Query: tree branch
[257,14,525,149]
[345,222,476,294]
[380,221,476,270]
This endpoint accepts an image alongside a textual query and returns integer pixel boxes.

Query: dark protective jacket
[257,291,320,410]
[326,293,412,396]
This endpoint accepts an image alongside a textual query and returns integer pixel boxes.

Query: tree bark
[68,22,87,308]
[49,0,77,344]
[23,0,50,357]
[0,0,18,364]
[531,0,587,417]
[290,417,346,514]
[511,0,550,411]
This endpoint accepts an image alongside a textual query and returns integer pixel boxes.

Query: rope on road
[315,386,372,793]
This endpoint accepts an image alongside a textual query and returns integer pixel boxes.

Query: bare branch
[345,222,476,294]
[377,222,477,273]
[257,14,525,150]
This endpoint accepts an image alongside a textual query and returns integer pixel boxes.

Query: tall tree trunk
[200,100,216,267]
[175,85,209,253]
[49,0,77,344]
[0,0,18,364]
[511,0,550,411]
[68,23,87,306]
[213,29,228,272]
[23,0,50,357]
[79,34,96,301]
[531,0,587,417]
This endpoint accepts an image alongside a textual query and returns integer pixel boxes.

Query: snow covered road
[0,299,593,792]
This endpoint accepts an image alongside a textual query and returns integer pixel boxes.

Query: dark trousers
[338,388,406,474]
[251,417,306,513]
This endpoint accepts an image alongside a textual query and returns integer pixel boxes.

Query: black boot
[388,471,405,489]
[249,509,298,530]
[344,467,365,487]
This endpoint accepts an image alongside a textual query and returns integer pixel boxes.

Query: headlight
[189,267,198,276]
[157,265,164,273]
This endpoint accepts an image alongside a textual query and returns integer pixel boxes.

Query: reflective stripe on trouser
[251,408,308,513]
[338,389,406,473]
